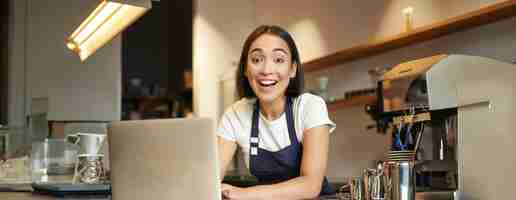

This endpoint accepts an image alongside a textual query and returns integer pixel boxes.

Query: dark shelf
[377,106,461,120]
[379,107,429,117]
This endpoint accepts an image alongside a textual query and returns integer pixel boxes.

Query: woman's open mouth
[258,80,278,88]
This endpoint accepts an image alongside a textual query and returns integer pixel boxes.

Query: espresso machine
[366,54,516,200]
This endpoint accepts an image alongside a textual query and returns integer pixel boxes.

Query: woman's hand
[221,183,249,200]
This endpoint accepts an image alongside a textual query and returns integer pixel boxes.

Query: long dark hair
[236,25,304,98]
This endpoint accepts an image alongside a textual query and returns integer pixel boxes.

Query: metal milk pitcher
[384,160,415,200]
[363,162,388,200]
[350,177,365,200]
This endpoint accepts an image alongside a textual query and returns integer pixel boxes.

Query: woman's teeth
[259,80,278,87]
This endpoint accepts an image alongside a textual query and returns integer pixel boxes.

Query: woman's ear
[290,62,298,78]
[244,67,249,78]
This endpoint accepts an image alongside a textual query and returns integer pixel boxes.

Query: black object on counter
[31,183,111,197]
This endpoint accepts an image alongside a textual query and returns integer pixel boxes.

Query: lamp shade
[66,0,151,61]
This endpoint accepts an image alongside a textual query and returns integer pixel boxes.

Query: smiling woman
[218,25,336,200]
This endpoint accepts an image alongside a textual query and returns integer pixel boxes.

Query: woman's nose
[261,59,275,74]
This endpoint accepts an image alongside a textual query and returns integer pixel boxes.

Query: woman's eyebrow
[273,48,289,55]
[249,48,263,54]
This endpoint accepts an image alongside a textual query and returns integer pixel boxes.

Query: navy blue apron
[249,96,334,196]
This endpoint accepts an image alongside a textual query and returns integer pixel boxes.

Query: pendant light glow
[66,0,151,61]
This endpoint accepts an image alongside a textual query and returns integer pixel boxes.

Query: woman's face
[245,34,297,103]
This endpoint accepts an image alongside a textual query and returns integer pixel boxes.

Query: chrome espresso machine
[366,54,516,200]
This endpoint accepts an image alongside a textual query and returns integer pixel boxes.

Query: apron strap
[250,103,260,156]
[250,96,298,157]
[284,96,299,145]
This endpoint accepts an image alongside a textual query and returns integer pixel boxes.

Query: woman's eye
[274,57,285,63]
[251,57,263,64]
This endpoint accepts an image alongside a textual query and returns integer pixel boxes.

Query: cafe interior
[1,0,516,199]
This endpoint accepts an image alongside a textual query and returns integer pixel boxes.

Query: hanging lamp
[66,0,151,61]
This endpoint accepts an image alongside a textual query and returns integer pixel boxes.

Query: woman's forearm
[243,175,322,200]
[217,137,237,180]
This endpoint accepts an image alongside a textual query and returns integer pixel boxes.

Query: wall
[255,0,506,62]
[193,0,257,119]
[22,0,121,121]
[7,0,27,127]
[254,0,515,180]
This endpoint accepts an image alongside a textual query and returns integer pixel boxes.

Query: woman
[217,25,336,200]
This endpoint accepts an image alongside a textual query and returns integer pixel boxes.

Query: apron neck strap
[251,96,299,144]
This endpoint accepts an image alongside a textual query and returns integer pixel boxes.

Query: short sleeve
[216,109,238,142]
[302,94,336,133]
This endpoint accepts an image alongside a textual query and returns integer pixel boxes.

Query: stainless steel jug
[363,162,388,200]
[351,177,364,200]
[384,160,415,200]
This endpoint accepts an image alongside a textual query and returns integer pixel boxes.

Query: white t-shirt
[217,93,336,168]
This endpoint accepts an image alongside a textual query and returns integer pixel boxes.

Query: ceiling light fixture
[66,0,151,61]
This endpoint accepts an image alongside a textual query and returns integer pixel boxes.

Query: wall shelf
[302,0,516,72]
[327,95,376,112]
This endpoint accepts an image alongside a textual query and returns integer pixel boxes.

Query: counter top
[0,191,453,200]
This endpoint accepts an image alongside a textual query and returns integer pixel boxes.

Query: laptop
[108,118,221,200]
